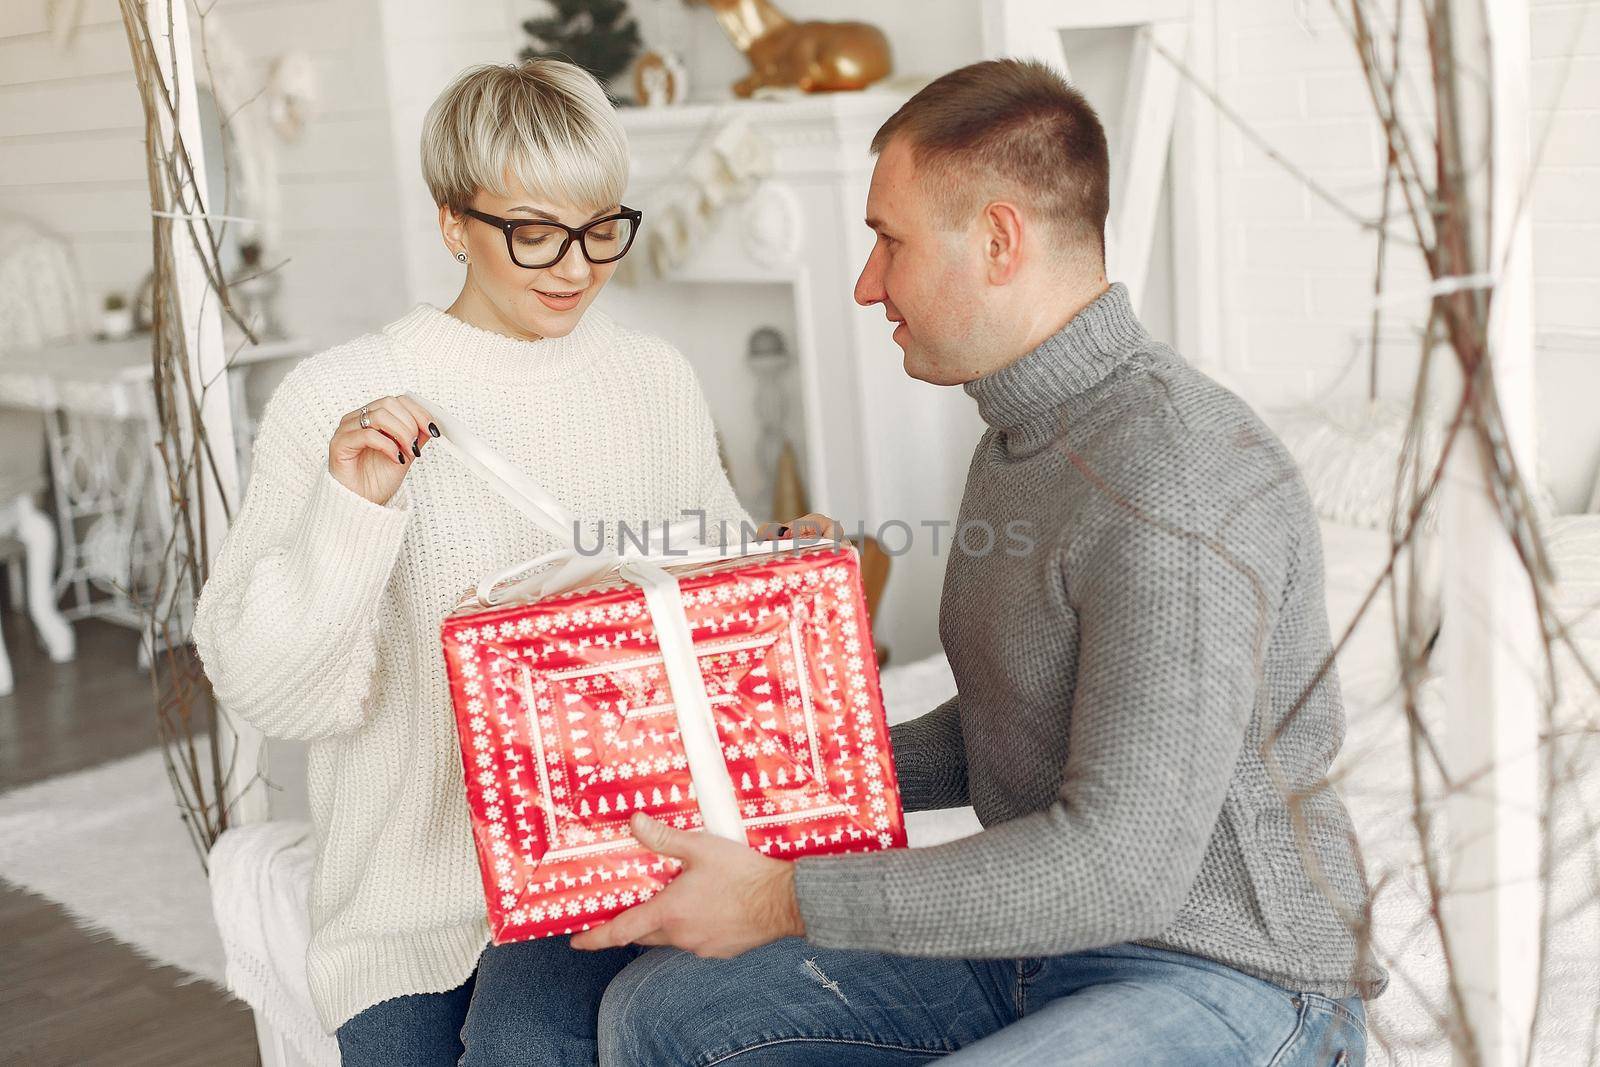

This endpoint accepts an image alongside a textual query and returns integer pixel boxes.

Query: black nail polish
[397,449,406,463]
[412,439,422,458]
[428,423,440,438]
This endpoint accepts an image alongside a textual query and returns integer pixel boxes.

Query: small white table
[0,332,310,639]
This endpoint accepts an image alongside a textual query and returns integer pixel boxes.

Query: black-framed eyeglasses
[463,207,643,269]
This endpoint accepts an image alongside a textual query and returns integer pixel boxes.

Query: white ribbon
[410,392,813,844]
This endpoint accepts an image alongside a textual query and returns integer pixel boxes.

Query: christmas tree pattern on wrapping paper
[444,546,905,942]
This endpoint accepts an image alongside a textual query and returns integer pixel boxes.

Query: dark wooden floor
[0,609,260,1066]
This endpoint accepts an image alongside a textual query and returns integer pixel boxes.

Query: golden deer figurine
[696,0,892,98]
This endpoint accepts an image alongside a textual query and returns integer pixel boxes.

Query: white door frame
[145,0,262,827]
[979,0,1219,368]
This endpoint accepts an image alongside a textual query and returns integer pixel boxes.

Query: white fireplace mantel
[621,91,907,183]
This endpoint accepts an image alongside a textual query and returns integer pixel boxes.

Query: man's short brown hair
[872,59,1110,262]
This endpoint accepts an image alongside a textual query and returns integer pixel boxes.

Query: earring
[456,251,467,262]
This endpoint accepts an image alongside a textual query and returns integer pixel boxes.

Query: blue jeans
[598,939,1366,1066]
[335,935,642,1066]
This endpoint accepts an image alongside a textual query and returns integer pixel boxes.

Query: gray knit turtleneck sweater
[792,282,1387,1000]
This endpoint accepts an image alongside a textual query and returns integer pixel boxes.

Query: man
[573,59,1385,1064]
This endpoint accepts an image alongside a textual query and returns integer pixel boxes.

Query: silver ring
[358,407,371,429]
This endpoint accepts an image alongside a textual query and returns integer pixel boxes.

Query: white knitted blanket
[209,820,332,1065]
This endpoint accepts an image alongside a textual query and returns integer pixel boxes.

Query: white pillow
[1318,519,1440,705]
[1261,401,1451,702]
[878,653,956,727]
[1267,399,1449,533]
[1267,397,1558,533]
[874,653,982,847]
[1547,515,1600,669]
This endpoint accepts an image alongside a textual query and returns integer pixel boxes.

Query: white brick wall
[1217,4,1415,399]
[1210,0,1599,508]
[1533,4,1600,336]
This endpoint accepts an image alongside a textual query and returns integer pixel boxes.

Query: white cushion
[1546,515,1600,713]
[877,653,983,846]
[1267,398,1558,533]
[1268,398,1447,532]
[1318,519,1439,703]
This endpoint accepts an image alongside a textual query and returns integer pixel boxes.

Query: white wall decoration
[620,116,776,280]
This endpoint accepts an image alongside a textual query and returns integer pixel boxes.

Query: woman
[193,60,772,1065]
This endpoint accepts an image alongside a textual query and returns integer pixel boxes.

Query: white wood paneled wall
[0,0,409,355]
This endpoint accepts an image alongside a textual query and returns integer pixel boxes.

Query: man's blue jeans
[598,939,1366,1066]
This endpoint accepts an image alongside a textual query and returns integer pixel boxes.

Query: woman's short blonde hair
[420,59,629,214]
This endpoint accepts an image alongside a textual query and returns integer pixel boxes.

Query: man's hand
[570,813,805,958]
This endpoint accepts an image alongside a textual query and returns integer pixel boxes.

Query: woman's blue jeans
[334,935,641,1066]
[596,939,1366,1066]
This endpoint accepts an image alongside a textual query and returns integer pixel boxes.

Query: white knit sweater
[192,304,753,1032]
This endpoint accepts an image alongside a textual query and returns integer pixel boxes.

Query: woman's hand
[756,513,847,544]
[328,395,439,506]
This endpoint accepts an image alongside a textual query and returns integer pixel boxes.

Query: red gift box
[422,396,908,944]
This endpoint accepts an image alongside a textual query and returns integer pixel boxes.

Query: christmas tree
[520,0,643,92]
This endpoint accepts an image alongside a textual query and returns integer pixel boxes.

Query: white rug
[0,746,226,986]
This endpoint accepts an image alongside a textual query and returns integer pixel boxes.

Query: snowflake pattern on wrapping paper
[440,545,907,943]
